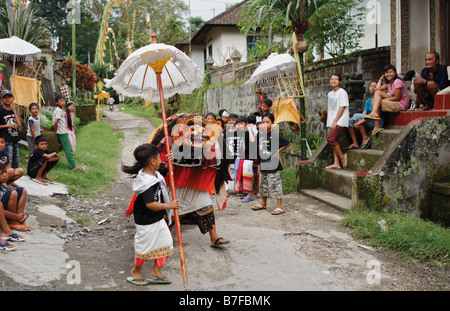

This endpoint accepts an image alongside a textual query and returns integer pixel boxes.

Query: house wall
[206,27,248,67]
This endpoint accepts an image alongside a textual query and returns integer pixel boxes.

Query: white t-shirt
[327,88,349,128]
[53,107,68,134]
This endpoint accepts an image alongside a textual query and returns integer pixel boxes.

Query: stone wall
[206,47,391,139]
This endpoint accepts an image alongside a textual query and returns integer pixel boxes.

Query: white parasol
[106,41,204,102]
[0,36,42,93]
[246,52,298,84]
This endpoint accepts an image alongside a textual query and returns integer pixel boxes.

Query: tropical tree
[0,2,51,50]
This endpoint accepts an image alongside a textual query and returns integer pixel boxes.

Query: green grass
[20,121,122,198]
[342,206,450,266]
[280,167,297,194]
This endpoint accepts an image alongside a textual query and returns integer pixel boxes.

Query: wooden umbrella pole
[156,72,188,290]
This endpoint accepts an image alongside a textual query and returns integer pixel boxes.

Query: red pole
[157,72,188,290]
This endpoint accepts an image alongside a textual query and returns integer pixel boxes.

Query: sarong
[235,157,254,193]
[134,218,174,263]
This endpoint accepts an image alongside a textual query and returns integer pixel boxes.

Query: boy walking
[0,90,21,169]
[53,95,79,170]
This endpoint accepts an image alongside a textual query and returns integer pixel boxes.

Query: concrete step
[301,188,352,212]
[370,128,402,150]
[323,169,356,199]
[346,149,384,172]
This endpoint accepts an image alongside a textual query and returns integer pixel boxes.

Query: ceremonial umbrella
[245,52,297,85]
[0,36,41,93]
[106,34,204,290]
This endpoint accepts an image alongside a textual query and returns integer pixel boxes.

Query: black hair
[263,113,275,123]
[331,73,342,82]
[236,116,248,124]
[228,113,238,119]
[206,112,216,120]
[122,144,160,176]
[248,114,256,124]
[429,51,440,61]
[218,109,226,117]
[34,135,48,145]
[29,103,39,111]
[55,94,65,102]
[0,134,5,142]
[66,101,75,131]
[262,99,272,107]
[252,111,261,117]
[383,64,400,82]
[0,162,5,173]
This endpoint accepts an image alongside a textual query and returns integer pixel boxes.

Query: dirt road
[1,108,447,292]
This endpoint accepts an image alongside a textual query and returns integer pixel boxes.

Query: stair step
[347,149,384,172]
[323,169,356,199]
[301,188,352,212]
[370,128,402,150]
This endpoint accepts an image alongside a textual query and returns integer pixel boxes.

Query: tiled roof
[176,0,249,47]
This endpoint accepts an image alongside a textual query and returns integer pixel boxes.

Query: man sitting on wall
[414,52,449,111]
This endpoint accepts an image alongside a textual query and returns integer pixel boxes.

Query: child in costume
[122,144,179,286]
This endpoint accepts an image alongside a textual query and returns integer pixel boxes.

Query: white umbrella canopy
[246,52,298,84]
[0,36,42,93]
[0,36,42,60]
[106,42,204,102]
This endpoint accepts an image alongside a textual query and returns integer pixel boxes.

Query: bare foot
[341,153,348,169]
[326,164,341,169]
[130,267,147,285]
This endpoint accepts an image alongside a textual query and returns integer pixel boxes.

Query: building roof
[176,0,249,47]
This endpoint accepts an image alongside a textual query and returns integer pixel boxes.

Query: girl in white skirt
[122,144,179,286]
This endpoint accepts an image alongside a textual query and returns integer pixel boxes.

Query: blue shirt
[363,98,373,114]
[0,149,9,165]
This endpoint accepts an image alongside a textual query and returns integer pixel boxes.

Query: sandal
[4,233,26,242]
[126,277,149,286]
[372,128,384,135]
[9,224,31,232]
[346,145,359,150]
[0,241,16,251]
[360,138,372,149]
[271,208,285,215]
[251,204,266,211]
[364,114,381,121]
[44,178,54,184]
[147,276,172,284]
[211,237,230,248]
[31,178,47,186]
[241,196,255,203]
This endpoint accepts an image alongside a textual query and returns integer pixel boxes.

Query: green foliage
[304,0,366,57]
[0,2,51,50]
[342,207,450,266]
[280,167,297,194]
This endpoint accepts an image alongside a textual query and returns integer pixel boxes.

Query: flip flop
[147,276,172,285]
[346,145,359,150]
[126,277,149,286]
[211,237,230,248]
[241,196,255,203]
[4,233,26,242]
[360,139,372,149]
[364,115,381,121]
[9,224,31,232]
[372,128,384,135]
[251,204,266,211]
[31,178,47,186]
[271,208,285,215]
[44,178,54,184]
[0,242,16,251]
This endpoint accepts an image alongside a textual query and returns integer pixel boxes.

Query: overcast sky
[184,0,243,22]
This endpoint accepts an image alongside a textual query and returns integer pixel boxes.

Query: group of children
[0,90,78,251]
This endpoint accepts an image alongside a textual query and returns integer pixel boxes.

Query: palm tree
[243,0,328,52]
[0,2,51,50]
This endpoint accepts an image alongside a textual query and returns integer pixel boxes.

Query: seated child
[0,135,24,188]
[0,163,29,232]
[347,81,385,150]
[0,203,26,250]
[27,135,60,186]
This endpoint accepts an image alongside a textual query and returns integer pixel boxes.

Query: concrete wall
[207,27,248,67]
